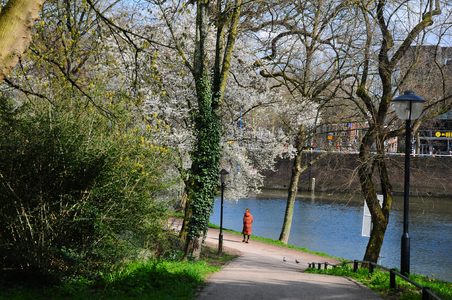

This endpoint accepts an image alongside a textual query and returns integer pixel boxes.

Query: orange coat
[242,212,253,235]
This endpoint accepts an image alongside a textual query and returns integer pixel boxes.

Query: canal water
[210,189,452,282]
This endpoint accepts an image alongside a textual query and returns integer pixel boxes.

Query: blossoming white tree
[244,0,359,243]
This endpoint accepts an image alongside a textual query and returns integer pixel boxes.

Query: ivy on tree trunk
[179,0,243,259]
[183,76,221,259]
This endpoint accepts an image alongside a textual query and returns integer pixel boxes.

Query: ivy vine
[187,76,222,240]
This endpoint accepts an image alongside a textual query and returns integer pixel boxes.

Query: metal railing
[308,260,442,300]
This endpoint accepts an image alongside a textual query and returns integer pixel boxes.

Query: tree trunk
[181,0,241,259]
[363,213,388,263]
[279,125,328,244]
[362,148,393,263]
[182,233,203,261]
[279,148,303,244]
[0,0,45,83]
[182,75,221,258]
[177,188,188,212]
[415,131,420,155]
[179,190,191,241]
[359,165,387,263]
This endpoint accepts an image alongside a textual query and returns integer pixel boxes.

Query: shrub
[0,96,176,281]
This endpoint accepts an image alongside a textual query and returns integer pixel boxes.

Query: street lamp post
[392,90,426,276]
[218,169,229,255]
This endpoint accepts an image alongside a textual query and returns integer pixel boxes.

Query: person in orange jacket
[242,208,253,243]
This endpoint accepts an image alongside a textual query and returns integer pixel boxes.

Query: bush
[0,96,176,281]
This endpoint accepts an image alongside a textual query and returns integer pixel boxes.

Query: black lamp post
[392,90,426,275]
[218,169,229,255]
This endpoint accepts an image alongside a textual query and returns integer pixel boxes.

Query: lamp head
[392,90,426,121]
[219,169,229,184]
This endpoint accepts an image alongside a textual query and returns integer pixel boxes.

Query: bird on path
[283,257,287,262]
[296,259,300,264]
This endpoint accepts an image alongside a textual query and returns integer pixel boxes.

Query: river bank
[261,153,452,197]
[210,190,452,282]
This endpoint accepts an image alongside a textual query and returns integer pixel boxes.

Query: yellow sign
[435,132,452,138]
[328,135,333,140]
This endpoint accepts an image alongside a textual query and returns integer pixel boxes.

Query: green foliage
[100,259,217,298]
[306,264,452,300]
[187,77,222,240]
[0,258,220,300]
[0,95,175,280]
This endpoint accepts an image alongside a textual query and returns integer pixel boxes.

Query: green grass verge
[0,260,218,300]
[0,244,237,300]
[306,262,452,300]
[208,222,339,259]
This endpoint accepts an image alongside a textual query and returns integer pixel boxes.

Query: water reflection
[210,189,452,282]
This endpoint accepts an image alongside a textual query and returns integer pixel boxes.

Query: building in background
[399,46,452,155]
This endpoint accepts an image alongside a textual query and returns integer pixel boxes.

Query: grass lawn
[0,243,238,300]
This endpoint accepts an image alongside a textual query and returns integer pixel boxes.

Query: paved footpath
[196,227,383,300]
